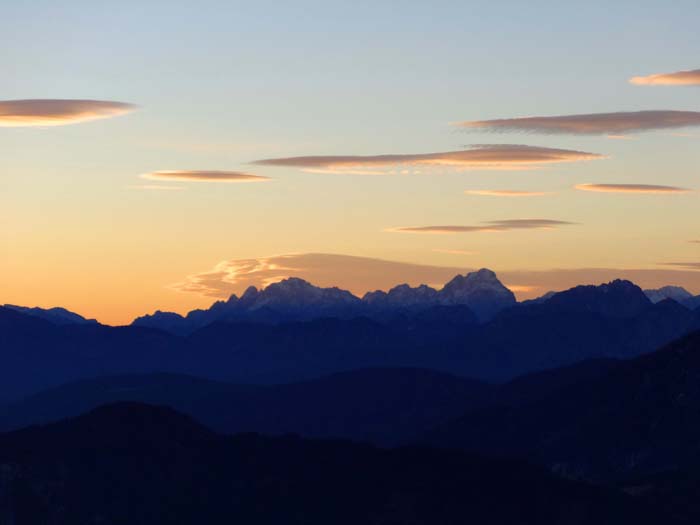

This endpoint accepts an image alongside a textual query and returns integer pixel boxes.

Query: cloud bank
[575,184,691,194]
[142,170,270,183]
[388,219,574,234]
[253,145,603,174]
[173,253,700,301]
[465,190,551,197]
[457,111,700,135]
[0,99,135,127]
[630,69,700,86]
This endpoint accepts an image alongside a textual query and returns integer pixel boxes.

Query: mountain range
[2,272,699,400]
[132,268,516,334]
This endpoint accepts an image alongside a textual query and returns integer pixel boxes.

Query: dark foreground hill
[0,403,670,525]
[429,330,700,482]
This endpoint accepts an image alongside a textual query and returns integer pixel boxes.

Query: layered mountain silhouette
[0,402,671,524]
[133,268,516,334]
[2,275,699,399]
[428,329,700,482]
[0,360,622,445]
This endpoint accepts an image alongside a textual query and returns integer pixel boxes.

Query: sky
[2,0,699,324]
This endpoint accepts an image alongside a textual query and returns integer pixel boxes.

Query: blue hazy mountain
[132,268,515,334]
[0,402,671,525]
[1,278,699,400]
[644,285,700,310]
[2,304,99,326]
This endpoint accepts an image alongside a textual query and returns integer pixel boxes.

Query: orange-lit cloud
[457,111,700,135]
[575,183,691,194]
[0,99,135,127]
[141,170,270,183]
[253,145,603,174]
[465,190,551,197]
[173,253,700,301]
[388,219,574,234]
[172,253,469,298]
[630,69,700,86]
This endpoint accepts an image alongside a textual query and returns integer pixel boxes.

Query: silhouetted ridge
[2,304,98,326]
[543,279,651,318]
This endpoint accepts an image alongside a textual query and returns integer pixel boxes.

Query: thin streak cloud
[659,262,700,271]
[465,190,551,197]
[457,111,700,135]
[127,185,185,191]
[575,184,691,194]
[142,170,270,183]
[253,145,603,174]
[432,249,478,255]
[0,99,135,127]
[630,69,700,86]
[388,219,575,234]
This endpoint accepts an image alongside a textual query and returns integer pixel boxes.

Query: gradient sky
[2,0,699,324]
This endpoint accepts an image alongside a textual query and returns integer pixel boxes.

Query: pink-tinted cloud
[630,69,700,86]
[465,190,551,197]
[575,183,691,194]
[253,145,603,174]
[0,99,135,127]
[457,111,700,135]
[141,170,270,183]
[172,253,700,301]
[388,219,574,234]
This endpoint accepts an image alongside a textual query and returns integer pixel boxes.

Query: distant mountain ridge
[2,304,98,326]
[133,268,517,334]
[2,277,700,400]
[644,285,700,310]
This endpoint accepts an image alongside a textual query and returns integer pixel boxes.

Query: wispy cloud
[432,249,478,255]
[388,219,575,234]
[252,145,603,174]
[127,185,185,191]
[171,253,700,301]
[690,240,700,244]
[457,111,700,135]
[575,183,691,194]
[659,262,700,271]
[141,170,270,183]
[630,68,700,86]
[0,99,135,127]
[464,190,551,197]
[171,253,468,298]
